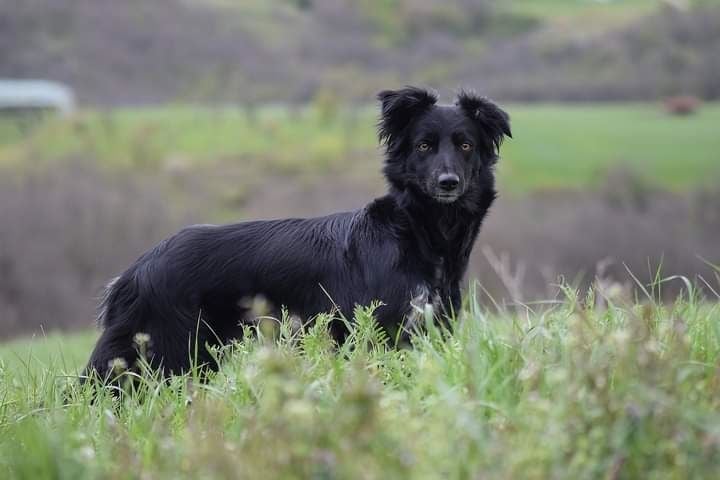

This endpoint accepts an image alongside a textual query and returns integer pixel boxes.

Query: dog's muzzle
[434,173,461,203]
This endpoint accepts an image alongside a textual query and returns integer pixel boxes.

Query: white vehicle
[0,79,75,115]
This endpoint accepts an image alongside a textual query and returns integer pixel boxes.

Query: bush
[664,95,701,115]
[0,163,188,337]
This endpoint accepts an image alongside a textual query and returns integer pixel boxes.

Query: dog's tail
[85,252,208,383]
[84,265,150,382]
[96,261,153,332]
[97,275,121,328]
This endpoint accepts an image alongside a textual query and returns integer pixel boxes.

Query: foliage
[0,163,190,337]
[1,287,720,478]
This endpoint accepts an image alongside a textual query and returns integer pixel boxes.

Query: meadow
[2,102,719,193]
[1,102,719,477]
[3,0,719,475]
[1,283,720,478]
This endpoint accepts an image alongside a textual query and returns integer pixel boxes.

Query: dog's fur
[85,87,510,380]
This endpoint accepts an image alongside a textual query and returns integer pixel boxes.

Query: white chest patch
[404,284,441,334]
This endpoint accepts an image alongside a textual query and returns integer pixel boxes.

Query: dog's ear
[377,86,437,150]
[456,90,511,154]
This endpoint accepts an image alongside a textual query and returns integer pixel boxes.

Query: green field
[1,287,720,478]
[504,104,720,191]
[0,331,97,375]
[2,103,718,193]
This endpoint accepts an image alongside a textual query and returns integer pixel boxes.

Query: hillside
[1,103,719,337]
[2,0,718,104]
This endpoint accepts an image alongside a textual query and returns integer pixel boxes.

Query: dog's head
[377,86,511,204]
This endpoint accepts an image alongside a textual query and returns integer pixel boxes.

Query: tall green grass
[1,285,719,478]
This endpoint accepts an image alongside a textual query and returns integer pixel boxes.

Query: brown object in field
[663,95,701,116]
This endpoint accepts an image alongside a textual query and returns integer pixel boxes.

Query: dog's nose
[438,173,460,191]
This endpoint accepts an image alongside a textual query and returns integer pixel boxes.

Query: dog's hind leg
[83,324,139,384]
[84,267,203,381]
[85,302,218,382]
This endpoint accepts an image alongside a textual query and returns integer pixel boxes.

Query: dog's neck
[388,184,496,274]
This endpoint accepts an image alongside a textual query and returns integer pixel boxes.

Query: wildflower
[108,357,128,374]
[133,332,151,347]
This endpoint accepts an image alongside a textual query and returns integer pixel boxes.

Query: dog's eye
[417,142,430,152]
[460,142,473,152]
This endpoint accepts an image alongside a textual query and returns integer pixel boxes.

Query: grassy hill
[509,0,653,21]
[1,288,719,478]
[1,102,718,338]
[3,103,719,193]
[2,0,718,104]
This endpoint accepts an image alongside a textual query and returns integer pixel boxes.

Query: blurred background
[0,0,719,339]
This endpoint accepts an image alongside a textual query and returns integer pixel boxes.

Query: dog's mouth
[434,193,460,203]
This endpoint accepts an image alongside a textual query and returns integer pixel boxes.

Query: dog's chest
[404,263,444,330]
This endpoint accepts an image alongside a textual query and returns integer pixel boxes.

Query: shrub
[0,162,188,337]
[664,95,701,115]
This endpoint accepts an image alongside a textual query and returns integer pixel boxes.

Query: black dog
[85,87,510,380]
